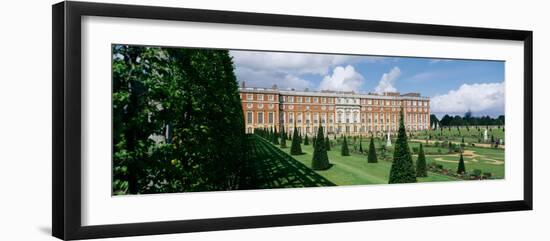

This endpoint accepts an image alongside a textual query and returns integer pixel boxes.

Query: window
[314,113,319,124]
[313,97,318,103]
[247,103,253,109]
[258,103,264,109]
[269,112,274,124]
[257,112,264,124]
[368,99,372,105]
[330,114,334,123]
[289,113,294,123]
[289,105,294,110]
[268,95,274,101]
[297,97,302,102]
[306,106,310,110]
[306,113,311,124]
[322,98,326,103]
[247,112,253,124]
[288,96,294,102]
[353,113,358,123]
[258,94,264,101]
[321,106,326,110]
[298,113,302,123]
[329,106,334,111]
[338,113,342,123]
[269,104,274,109]
[305,97,310,102]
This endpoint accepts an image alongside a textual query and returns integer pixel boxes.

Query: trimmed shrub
[367,137,378,163]
[341,136,350,156]
[311,126,330,170]
[388,109,417,184]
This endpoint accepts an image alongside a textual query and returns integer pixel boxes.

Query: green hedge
[112,45,246,194]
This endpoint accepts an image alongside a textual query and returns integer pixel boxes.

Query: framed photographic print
[52,1,533,240]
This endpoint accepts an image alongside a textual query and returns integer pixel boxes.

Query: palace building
[239,83,430,136]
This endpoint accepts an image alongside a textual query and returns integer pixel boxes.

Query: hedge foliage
[112,45,246,195]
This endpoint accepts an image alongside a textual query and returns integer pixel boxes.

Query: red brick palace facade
[239,85,430,136]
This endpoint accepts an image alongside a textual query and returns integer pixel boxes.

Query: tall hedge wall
[112,45,246,195]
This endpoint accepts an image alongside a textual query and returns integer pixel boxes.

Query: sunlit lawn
[275,140,458,186]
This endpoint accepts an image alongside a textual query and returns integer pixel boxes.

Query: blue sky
[230,50,505,118]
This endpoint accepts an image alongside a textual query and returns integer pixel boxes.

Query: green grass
[276,138,458,186]
[414,126,505,144]
[345,137,504,179]
[246,134,503,190]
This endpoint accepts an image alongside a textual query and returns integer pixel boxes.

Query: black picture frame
[52,1,533,240]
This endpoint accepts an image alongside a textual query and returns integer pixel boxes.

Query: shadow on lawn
[242,135,335,189]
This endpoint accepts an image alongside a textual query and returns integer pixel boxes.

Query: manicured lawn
[414,126,505,145]
[243,135,335,189]
[344,137,505,179]
[274,139,458,186]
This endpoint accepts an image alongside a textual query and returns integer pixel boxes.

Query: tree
[280,125,287,148]
[290,123,303,155]
[304,134,310,145]
[457,152,466,175]
[112,46,246,194]
[359,140,364,153]
[325,136,331,151]
[368,137,378,163]
[416,144,427,177]
[273,127,279,144]
[341,136,350,156]
[311,125,330,170]
[388,109,417,184]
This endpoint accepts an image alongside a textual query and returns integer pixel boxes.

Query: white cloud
[230,50,390,91]
[231,51,356,75]
[318,65,364,92]
[430,82,505,115]
[234,67,314,90]
[374,67,401,94]
[429,59,453,64]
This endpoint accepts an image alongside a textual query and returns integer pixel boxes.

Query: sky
[230,50,505,118]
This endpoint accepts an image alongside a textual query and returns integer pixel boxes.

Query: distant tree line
[431,111,505,127]
[112,45,246,195]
